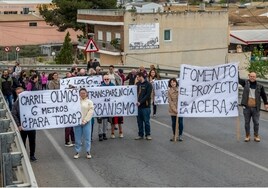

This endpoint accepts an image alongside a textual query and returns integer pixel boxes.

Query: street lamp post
[51,52,56,62]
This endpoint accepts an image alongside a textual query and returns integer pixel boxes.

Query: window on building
[115,33,121,43]
[29,22,37,27]
[106,32,111,42]
[98,31,103,41]
[164,29,171,41]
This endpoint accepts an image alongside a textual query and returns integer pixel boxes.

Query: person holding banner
[148,69,160,117]
[167,78,184,142]
[135,72,153,140]
[239,72,268,142]
[74,88,94,159]
[12,87,38,162]
[107,65,123,134]
[98,75,115,141]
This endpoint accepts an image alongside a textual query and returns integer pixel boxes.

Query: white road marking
[151,118,268,173]
[43,130,93,187]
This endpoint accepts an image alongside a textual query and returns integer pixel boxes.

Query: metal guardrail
[0,91,38,187]
[0,64,180,79]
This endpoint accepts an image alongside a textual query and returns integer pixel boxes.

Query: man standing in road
[135,72,153,140]
[12,87,38,162]
[239,72,268,142]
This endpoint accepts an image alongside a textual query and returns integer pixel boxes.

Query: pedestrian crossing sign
[85,39,99,52]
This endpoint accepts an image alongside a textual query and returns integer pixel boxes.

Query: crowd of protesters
[2,60,266,161]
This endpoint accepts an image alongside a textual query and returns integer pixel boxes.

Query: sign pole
[6,52,8,61]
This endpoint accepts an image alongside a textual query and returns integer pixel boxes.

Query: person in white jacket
[74,88,94,159]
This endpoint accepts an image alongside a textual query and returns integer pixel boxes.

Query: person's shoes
[86,152,92,159]
[30,156,37,162]
[65,143,74,147]
[146,136,152,140]
[153,114,156,117]
[119,133,124,138]
[170,136,176,141]
[99,134,103,141]
[74,153,80,159]
[135,136,143,140]
[111,134,115,139]
[179,136,183,142]
[244,134,250,142]
[103,134,108,140]
[254,135,261,142]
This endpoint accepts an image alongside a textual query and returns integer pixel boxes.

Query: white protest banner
[178,63,239,117]
[88,85,138,117]
[19,89,82,130]
[153,79,179,105]
[60,76,102,89]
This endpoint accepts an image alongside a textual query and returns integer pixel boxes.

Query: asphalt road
[28,105,268,187]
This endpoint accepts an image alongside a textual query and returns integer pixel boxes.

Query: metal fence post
[0,119,11,133]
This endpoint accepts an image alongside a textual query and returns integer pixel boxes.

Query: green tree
[247,44,268,79]
[39,0,117,33]
[55,32,73,64]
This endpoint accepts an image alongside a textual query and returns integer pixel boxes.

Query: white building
[125,2,164,13]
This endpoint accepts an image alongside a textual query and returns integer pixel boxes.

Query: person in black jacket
[239,72,268,142]
[11,87,38,162]
[135,72,153,140]
[125,69,137,85]
[0,70,13,110]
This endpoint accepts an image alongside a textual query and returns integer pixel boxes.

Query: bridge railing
[0,90,38,187]
[0,64,179,80]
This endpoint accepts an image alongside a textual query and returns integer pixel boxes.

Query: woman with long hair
[148,69,160,116]
[167,78,184,141]
[73,88,94,159]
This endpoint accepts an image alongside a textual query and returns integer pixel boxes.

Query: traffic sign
[85,39,99,52]
[4,46,10,52]
[15,47,20,52]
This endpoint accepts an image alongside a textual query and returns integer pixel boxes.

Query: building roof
[0,14,43,22]
[0,15,82,46]
[230,30,268,45]
[0,0,51,4]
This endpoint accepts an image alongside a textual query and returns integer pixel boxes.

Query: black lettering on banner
[60,79,70,86]
[31,106,38,116]
[50,90,78,103]
[20,94,46,105]
[53,111,82,125]
[41,105,68,115]
[182,65,237,82]
[94,102,135,116]
[22,115,50,129]
[74,78,85,85]
[86,77,94,85]
[190,99,227,114]
[89,88,134,98]
[191,81,237,97]
[155,81,168,90]
[229,65,237,78]
[160,90,168,103]
[180,87,188,96]
[180,108,188,114]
